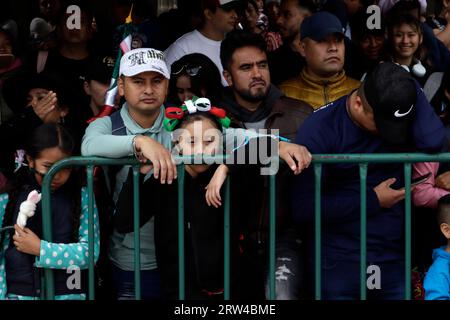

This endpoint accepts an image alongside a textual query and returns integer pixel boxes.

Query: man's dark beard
[235,87,269,103]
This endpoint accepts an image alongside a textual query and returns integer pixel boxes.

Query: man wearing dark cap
[280,11,360,110]
[292,62,445,299]
[164,0,241,86]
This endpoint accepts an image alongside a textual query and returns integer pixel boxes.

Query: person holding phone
[293,62,445,300]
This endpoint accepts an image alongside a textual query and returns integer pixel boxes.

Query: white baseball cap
[119,48,170,79]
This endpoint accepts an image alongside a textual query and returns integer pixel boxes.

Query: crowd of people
[0,0,449,300]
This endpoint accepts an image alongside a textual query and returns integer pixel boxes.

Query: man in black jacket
[220,29,313,299]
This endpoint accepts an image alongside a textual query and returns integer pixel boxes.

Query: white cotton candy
[16,190,41,233]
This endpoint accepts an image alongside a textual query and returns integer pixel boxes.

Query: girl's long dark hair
[1,123,82,244]
[167,53,223,106]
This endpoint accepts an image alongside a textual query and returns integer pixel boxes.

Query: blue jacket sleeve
[412,83,446,152]
[292,119,381,225]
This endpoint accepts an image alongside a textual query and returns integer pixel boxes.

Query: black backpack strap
[110,110,127,136]
[102,110,127,196]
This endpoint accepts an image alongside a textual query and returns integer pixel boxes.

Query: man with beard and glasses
[219,29,313,299]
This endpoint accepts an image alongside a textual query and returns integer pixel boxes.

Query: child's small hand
[205,165,229,208]
[13,225,41,256]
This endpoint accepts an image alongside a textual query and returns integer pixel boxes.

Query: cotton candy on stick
[16,190,41,235]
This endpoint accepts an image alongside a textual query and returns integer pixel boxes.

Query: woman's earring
[59,116,65,125]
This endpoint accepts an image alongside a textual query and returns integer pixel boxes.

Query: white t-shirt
[164,29,228,86]
[378,0,427,15]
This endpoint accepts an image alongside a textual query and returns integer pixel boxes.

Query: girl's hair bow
[163,97,231,132]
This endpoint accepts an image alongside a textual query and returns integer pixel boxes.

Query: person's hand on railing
[133,135,177,184]
[279,142,312,175]
[435,171,450,190]
[205,164,229,208]
[374,178,409,208]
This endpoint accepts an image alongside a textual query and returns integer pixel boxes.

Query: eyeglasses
[172,64,202,77]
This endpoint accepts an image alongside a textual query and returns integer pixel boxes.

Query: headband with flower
[163,97,231,132]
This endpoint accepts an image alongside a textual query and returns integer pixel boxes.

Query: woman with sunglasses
[167,53,223,106]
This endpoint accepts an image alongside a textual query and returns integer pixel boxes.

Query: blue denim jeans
[310,259,405,300]
[111,264,162,300]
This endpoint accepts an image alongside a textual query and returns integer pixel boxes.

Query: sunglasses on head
[172,64,202,77]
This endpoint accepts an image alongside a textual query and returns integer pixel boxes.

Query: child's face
[177,118,222,173]
[27,88,51,108]
[27,147,72,191]
[118,71,169,115]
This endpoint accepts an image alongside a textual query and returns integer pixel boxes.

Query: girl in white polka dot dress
[0,124,100,300]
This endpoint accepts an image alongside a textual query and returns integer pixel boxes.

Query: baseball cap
[119,48,170,79]
[360,62,417,145]
[300,12,344,41]
[84,55,115,84]
[202,0,243,12]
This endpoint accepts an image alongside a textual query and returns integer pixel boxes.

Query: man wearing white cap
[81,48,175,299]
[83,48,176,184]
